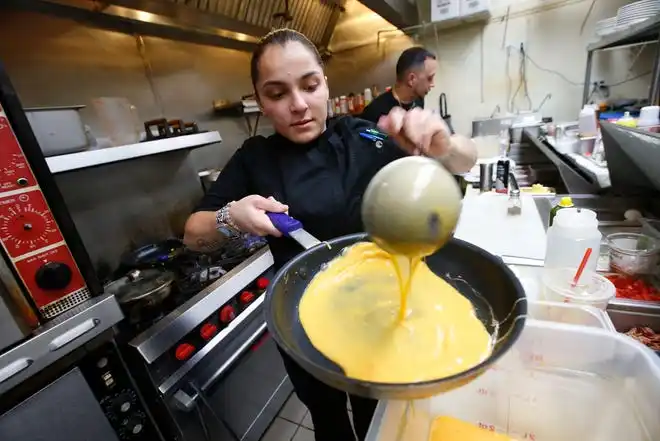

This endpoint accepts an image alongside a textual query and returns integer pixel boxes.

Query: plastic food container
[366,320,660,441]
[528,300,615,331]
[25,105,88,157]
[607,232,659,275]
[541,267,615,310]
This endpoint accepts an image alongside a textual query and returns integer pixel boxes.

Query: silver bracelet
[215,202,239,235]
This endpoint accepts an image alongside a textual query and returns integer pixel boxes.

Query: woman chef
[183,28,477,441]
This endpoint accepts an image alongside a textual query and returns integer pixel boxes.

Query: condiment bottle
[548,196,574,227]
[364,88,373,105]
[494,159,510,194]
[339,96,348,115]
[544,208,601,272]
[347,94,355,114]
[616,111,637,128]
[579,105,598,137]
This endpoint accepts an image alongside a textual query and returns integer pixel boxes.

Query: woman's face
[255,41,329,144]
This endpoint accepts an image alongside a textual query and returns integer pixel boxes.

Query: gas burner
[143,118,202,141]
[114,235,267,334]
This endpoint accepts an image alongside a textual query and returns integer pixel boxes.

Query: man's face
[411,58,437,98]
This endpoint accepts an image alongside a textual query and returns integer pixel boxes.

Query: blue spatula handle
[266,212,302,236]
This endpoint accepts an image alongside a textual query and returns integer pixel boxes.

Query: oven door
[0,368,120,441]
[168,307,292,441]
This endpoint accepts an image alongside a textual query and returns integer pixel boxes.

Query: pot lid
[106,269,174,304]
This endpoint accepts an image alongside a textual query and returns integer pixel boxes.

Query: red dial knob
[219,305,236,324]
[175,343,195,361]
[239,291,255,305]
[200,323,218,341]
[256,277,270,290]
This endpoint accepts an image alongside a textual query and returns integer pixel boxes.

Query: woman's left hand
[377,107,451,159]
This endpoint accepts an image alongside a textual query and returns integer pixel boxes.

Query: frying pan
[264,232,527,400]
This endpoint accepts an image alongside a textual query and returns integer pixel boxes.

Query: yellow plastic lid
[558,197,574,207]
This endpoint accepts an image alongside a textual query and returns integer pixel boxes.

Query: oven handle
[49,318,100,351]
[0,357,33,385]
[173,322,267,412]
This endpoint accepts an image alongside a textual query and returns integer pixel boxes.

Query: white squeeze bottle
[578,105,598,137]
[544,208,601,272]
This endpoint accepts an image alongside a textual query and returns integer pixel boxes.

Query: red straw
[571,248,593,288]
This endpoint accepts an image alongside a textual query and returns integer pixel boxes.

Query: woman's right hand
[228,195,288,237]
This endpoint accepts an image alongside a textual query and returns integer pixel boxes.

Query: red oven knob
[175,343,195,361]
[239,291,255,305]
[256,277,270,291]
[219,305,236,324]
[200,323,218,341]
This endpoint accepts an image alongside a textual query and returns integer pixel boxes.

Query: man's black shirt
[194,116,406,270]
[360,90,424,123]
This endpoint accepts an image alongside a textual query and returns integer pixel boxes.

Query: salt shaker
[507,189,522,215]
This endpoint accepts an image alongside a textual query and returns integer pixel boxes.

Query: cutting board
[454,192,547,261]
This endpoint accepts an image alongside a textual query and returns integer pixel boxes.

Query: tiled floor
[260,392,353,441]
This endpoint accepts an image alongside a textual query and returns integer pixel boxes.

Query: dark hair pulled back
[250,28,323,90]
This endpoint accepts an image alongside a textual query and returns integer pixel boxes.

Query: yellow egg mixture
[430,416,516,441]
[298,242,492,384]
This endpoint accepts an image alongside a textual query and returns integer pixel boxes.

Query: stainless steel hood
[358,0,418,29]
[3,0,346,52]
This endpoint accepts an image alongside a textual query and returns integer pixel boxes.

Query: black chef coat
[194,116,406,270]
[360,89,424,123]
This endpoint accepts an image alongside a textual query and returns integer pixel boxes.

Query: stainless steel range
[116,244,292,441]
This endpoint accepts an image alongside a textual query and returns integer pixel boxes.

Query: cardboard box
[460,0,490,17]
[431,0,460,22]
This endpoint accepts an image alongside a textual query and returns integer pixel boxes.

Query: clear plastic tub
[367,320,660,441]
[528,300,615,331]
[541,267,615,310]
[607,232,659,276]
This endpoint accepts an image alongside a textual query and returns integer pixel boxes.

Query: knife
[266,212,321,249]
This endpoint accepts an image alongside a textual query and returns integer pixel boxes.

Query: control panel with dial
[0,112,89,318]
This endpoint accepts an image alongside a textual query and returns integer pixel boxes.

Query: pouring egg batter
[299,241,492,383]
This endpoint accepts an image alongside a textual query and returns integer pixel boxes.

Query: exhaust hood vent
[5,0,346,51]
[165,0,344,47]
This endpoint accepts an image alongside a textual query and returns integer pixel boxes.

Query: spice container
[607,232,659,275]
[507,189,522,215]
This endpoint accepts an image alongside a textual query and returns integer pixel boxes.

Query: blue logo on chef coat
[359,128,387,149]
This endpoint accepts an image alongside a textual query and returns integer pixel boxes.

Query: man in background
[361,46,437,123]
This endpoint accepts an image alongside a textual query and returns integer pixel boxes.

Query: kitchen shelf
[588,15,660,51]
[213,100,261,136]
[583,15,660,105]
[46,131,222,174]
